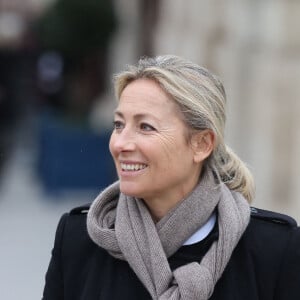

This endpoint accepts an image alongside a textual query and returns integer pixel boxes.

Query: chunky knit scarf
[87,170,250,299]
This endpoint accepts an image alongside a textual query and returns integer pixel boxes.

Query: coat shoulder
[69,203,91,215]
[64,204,92,235]
[250,206,297,227]
[235,207,299,273]
[59,203,96,257]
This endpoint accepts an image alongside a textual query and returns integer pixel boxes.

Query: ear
[190,129,215,163]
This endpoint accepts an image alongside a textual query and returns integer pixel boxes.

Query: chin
[119,182,143,198]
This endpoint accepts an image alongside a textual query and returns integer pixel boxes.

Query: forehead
[118,79,179,114]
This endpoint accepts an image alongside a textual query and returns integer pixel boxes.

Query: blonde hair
[113,55,255,202]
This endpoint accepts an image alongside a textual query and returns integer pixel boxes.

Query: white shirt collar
[183,212,217,246]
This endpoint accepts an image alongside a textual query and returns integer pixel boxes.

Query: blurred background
[0,0,299,298]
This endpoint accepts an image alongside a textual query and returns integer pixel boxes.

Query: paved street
[0,122,96,300]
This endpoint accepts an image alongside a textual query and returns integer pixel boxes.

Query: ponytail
[212,144,255,203]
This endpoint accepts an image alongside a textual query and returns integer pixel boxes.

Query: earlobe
[191,130,215,163]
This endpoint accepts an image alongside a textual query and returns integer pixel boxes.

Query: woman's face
[109,79,202,206]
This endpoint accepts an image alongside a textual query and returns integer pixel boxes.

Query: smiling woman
[42,55,300,300]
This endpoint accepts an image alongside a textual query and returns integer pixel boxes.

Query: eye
[140,123,155,131]
[113,120,124,130]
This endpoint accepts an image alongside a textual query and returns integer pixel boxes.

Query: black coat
[42,205,300,300]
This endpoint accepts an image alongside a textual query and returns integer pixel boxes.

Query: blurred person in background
[42,55,300,300]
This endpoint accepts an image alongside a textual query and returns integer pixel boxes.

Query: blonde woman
[43,55,300,300]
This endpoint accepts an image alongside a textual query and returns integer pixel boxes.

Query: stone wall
[153,0,300,220]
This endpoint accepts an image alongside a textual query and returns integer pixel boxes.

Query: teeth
[121,163,147,171]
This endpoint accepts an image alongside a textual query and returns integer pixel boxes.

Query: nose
[110,127,136,153]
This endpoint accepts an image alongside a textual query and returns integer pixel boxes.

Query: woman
[43,55,300,299]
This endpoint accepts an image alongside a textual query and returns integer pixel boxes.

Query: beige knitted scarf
[87,169,250,299]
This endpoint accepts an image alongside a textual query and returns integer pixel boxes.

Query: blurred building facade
[0,0,299,219]
[111,0,300,220]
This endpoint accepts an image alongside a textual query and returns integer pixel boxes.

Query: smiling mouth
[121,163,147,171]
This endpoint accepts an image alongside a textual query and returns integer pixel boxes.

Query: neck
[143,182,199,222]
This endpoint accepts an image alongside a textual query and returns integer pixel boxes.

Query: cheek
[159,134,189,160]
[109,134,116,157]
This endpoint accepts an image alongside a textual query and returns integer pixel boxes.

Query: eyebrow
[114,110,159,121]
[114,111,124,118]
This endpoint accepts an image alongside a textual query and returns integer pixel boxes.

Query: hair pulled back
[113,55,255,202]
